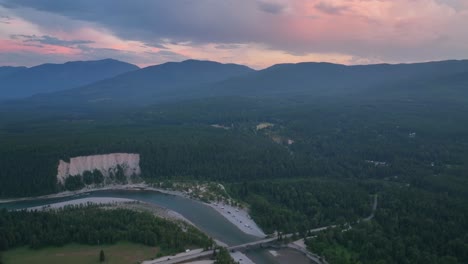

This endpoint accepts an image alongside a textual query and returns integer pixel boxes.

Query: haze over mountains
[0,59,139,99]
[211,60,468,97]
[1,58,468,110]
[44,60,254,105]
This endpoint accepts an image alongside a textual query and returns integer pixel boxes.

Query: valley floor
[0,183,266,239]
[1,242,158,264]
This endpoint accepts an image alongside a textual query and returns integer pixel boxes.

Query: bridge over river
[149,194,378,264]
[150,226,335,264]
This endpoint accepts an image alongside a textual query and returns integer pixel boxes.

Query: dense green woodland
[228,179,373,234]
[2,95,467,197]
[1,60,468,263]
[307,184,468,264]
[0,206,212,253]
[1,95,467,262]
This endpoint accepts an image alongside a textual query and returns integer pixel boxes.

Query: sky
[0,0,467,69]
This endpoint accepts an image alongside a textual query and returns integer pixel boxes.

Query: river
[0,189,313,264]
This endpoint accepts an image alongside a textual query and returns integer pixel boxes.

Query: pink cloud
[232,0,467,63]
[0,0,467,67]
[0,38,79,55]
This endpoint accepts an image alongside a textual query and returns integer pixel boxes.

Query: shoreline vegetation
[0,205,214,263]
[0,183,267,238]
[0,185,255,263]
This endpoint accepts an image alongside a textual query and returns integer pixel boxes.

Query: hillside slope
[15,59,255,107]
[0,59,139,99]
[203,60,468,98]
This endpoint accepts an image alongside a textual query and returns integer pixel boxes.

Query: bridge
[148,226,335,264]
[228,236,278,251]
[147,194,378,264]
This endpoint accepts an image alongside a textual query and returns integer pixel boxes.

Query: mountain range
[1,59,468,110]
[0,59,139,99]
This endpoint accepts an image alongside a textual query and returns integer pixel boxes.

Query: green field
[2,242,158,264]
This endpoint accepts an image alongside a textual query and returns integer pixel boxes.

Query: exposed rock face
[57,153,141,184]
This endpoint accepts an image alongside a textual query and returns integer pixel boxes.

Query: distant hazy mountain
[4,59,468,110]
[25,59,254,106]
[0,66,27,78]
[204,60,468,98]
[0,59,139,99]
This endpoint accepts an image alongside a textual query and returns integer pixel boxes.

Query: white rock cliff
[57,153,141,184]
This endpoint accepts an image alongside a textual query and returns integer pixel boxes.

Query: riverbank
[24,196,200,229]
[0,183,265,239]
[0,183,185,204]
[208,202,266,238]
[110,199,201,230]
[27,197,134,210]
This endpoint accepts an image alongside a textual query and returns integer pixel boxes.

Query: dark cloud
[0,14,10,23]
[257,1,286,14]
[10,34,94,46]
[154,50,182,56]
[214,44,243,50]
[0,45,188,67]
[0,51,76,66]
[0,0,467,66]
[436,0,464,10]
[314,2,349,15]
[0,0,269,45]
[78,47,189,66]
[143,42,168,49]
[20,43,44,48]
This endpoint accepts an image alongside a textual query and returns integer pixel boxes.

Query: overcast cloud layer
[0,0,467,68]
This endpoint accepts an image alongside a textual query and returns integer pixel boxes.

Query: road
[143,250,214,264]
[363,194,378,222]
[291,194,379,264]
[148,194,379,264]
[151,230,329,264]
[229,237,278,251]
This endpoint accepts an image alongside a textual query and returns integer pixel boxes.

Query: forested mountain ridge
[201,59,468,98]
[10,59,255,107]
[4,59,468,111]
[0,59,139,99]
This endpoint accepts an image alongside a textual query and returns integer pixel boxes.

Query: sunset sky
[0,0,467,69]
